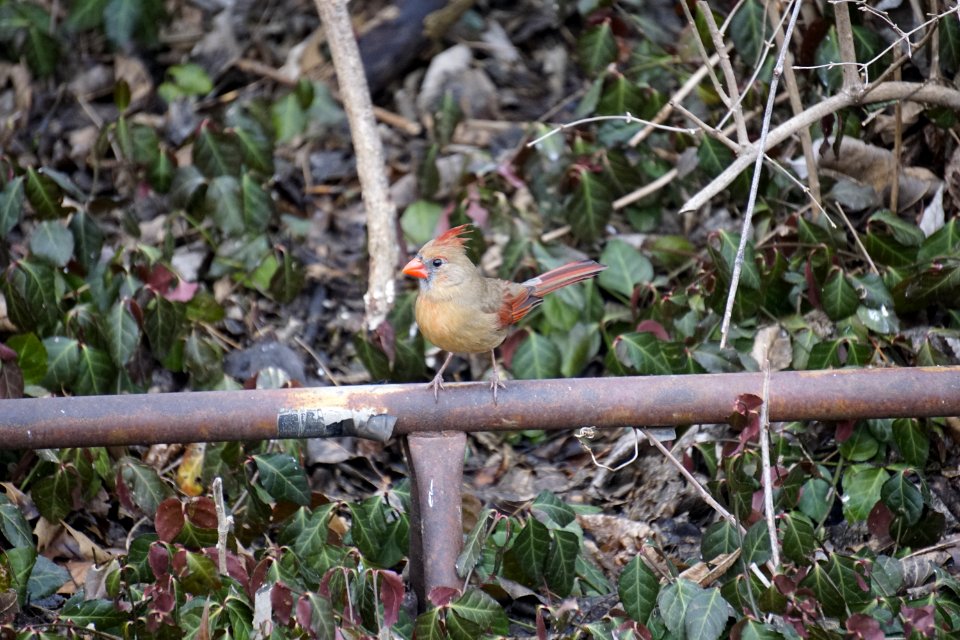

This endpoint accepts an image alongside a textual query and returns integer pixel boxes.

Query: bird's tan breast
[415,290,508,354]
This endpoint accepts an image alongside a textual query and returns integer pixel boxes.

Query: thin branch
[678,0,729,113]
[213,477,232,575]
[833,0,864,90]
[315,0,399,332]
[629,53,721,147]
[526,114,697,148]
[680,81,960,213]
[719,0,804,349]
[758,365,780,570]
[697,0,750,144]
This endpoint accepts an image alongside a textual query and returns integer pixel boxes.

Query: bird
[402,224,606,403]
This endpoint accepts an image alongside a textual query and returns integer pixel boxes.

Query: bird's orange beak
[402,257,428,279]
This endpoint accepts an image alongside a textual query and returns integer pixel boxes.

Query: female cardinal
[402,224,606,403]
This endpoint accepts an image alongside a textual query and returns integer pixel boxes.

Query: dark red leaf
[272,582,293,626]
[148,542,170,579]
[635,319,670,341]
[377,570,404,628]
[427,585,460,607]
[154,498,185,542]
[902,605,936,638]
[185,497,218,529]
[846,613,883,640]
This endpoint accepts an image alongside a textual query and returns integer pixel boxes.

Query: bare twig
[697,0,750,145]
[213,477,233,575]
[718,0,804,348]
[834,203,879,275]
[758,365,780,570]
[680,81,960,213]
[833,0,863,90]
[315,0,399,331]
[526,114,696,148]
[768,0,822,212]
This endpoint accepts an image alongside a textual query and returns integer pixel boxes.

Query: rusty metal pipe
[403,432,467,607]
[0,367,957,449]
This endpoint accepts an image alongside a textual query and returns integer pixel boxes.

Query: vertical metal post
[403,431,466,609]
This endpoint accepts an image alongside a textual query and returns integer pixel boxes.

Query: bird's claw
[490,371,506,405]
[427,374,446,402]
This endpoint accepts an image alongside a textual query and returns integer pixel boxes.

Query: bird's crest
[430,224,473,250]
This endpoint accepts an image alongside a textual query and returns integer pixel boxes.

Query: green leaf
[103,300,139,367]
[456,509,493,578]
[892,418,928,468]
[24,168,67,219]
[511,517,550,583]
[577,19,617,75]
[870,555,903,597]
[567,166,611,243]
[709,230,761,290]
[842,466,889,522]
[104,0,140,46]
[269,249,305,304]
[740,520,772,567]
[170,166,207,211]
[241,173,272,232]
[0,176,24,238]
[545,529,580,597]
[61,597,126,632]
[613,332,673,375]
[598,239,653,298]
[23,26,59,77]
[778,512,816,565]
[701,520,740,562]
[449,589,508,633]
[531,491,576,528]
[69,210,104,273]
[798,477,832,522]
[893,262,960,313]
[658,579,701,638]
[820,268,859,320]
[557,322,601,378]
[193,124,243,177]
[799,561,845,617]
[0,501,33,548]
[74,344,115,395]
[5,259,60,333]
[65,0,109,31]
[826,554,871,611]
[940,8,960,74]
[205,175,244,235]
[838,423,879,462]
[228,106,275,174]
[272,93,307,143]
[597,74,647,116]
[253,453,310,506]
[144,296,185,360]
[400,201,444,248]
[685,587,734,640]
[729,0,769,64]
[880,471,923,525]
[512,332,561,380]
[7,333,46,386]
[29,221,74,267]
[918,218,960,261]
[618,554,659,624]
[27,554,70,600]
[42,336,80,391]
[698,136,734,179]
[120,458,173,517]
[32,467,76,522]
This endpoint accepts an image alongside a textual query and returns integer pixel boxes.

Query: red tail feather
[523,260,607,296]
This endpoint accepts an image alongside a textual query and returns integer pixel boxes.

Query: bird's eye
[431,258,444,268]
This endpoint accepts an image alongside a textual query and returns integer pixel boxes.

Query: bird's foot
[490,370,506,405]
[427,373,446,402]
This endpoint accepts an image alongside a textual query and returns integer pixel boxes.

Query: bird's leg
[489,350,506,404]
[428,352,455,401]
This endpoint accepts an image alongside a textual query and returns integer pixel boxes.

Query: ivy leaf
[512,332,561,380]
[779,512,816,565]
[880,471,923,525]
[241,173,272,232]
[618,554,659,624]
[729,0,769,64]
[567,166,611,243]
[205,175,244,236]
[842,467,889,522]
[820,267,859,320]
[740,520,772,567]
[74,344,116,396]
[598,239,653,298]
[29,221,74,267]
[253,453,310,506]
[0,176,25,238]
[685,587,734,640]
[69,211,104,273]
[892,418,928,468]
[24,168,68,219]
[544,529,579,597]
[577,19,617,75]
[193,123,243,177]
